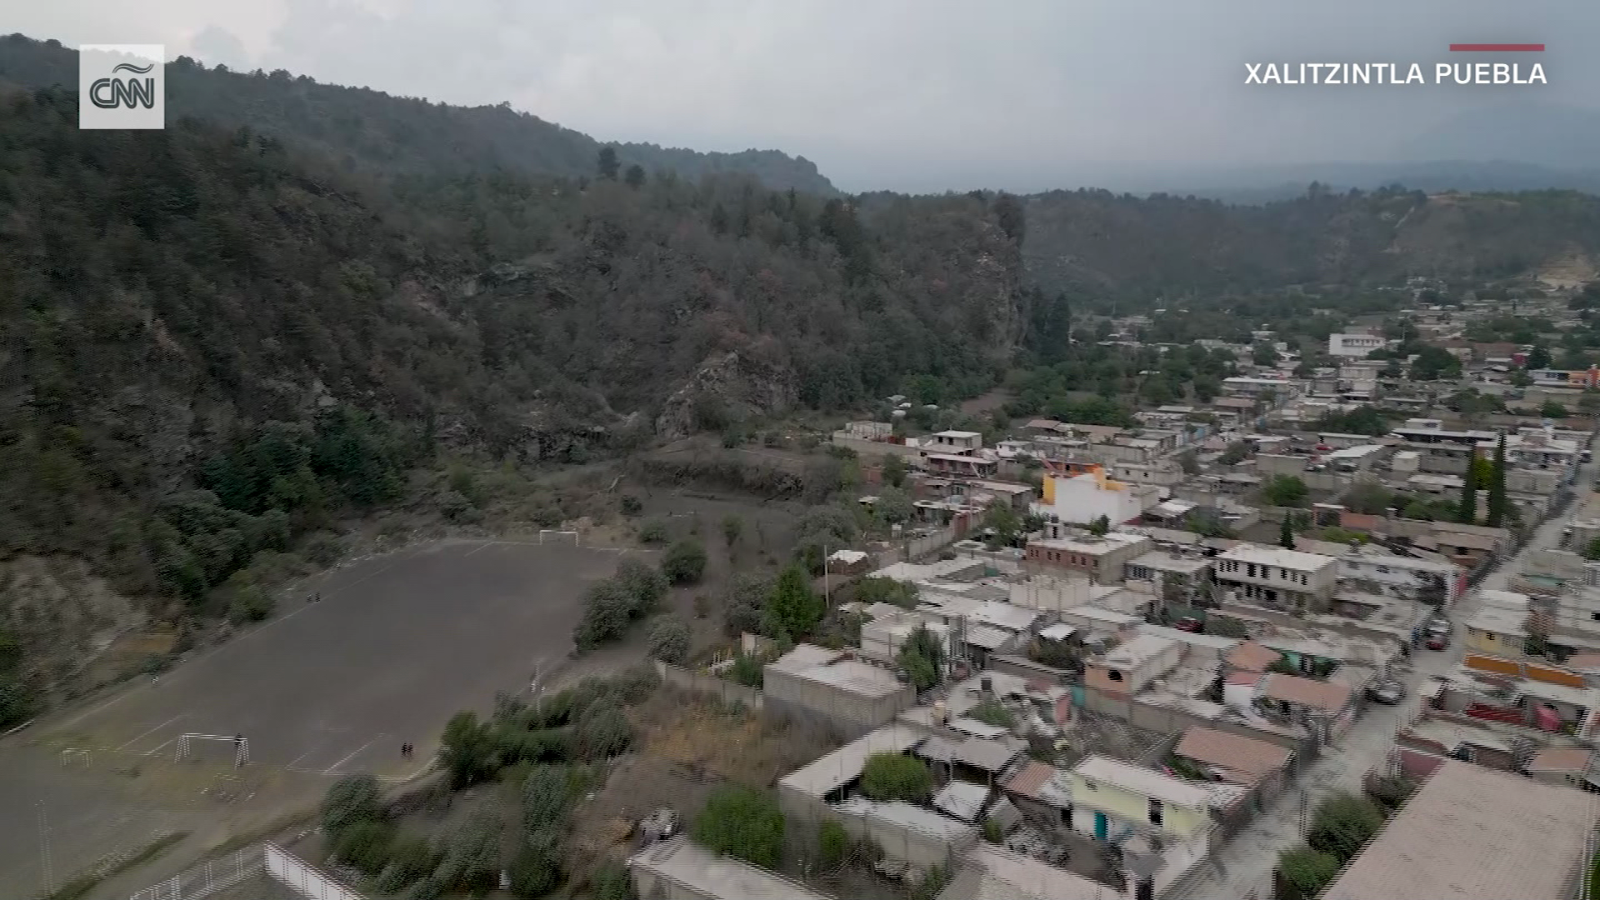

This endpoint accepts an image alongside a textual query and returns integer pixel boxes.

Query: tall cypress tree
[1458,458,1478,524]
[1280,514,1296,549]
[1485,434,1508,528]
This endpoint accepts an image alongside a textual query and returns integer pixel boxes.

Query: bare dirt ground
[565,687,837,893]
[1,536,629,898]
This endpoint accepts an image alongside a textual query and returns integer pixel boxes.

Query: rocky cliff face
[654,350,799,441]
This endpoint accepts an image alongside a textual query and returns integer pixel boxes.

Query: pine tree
[1485,434,1508,528]
[1457,460,1477,524]
[596,146,620,180]
[1280,514,1296,549]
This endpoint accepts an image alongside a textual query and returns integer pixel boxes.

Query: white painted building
[1036,469,1160,526]
[1327,333,1388,358]
[1214,544,1339,613]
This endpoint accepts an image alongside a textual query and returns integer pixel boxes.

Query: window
[1148,798,1164,826]
[1060,806,1073,829]
[1108,670,1125,682]
[1083,779,1098,791]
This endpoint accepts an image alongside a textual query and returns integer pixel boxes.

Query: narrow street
[1181,436,1598,900]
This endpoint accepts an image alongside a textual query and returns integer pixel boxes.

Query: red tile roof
[1226,641,1281,672]
[1261,674,1352,713]
[1175,726,1291,781]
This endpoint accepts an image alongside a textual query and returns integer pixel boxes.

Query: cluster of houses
[628,297,1600,899]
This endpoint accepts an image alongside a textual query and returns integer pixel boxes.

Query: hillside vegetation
[0,88,1025,722]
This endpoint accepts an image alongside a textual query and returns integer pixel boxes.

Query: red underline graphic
[1449,43,1544,52]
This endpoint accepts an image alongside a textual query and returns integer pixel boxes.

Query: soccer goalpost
[59,748,91,768]
[175,733,250,768]
[537,530,580,546]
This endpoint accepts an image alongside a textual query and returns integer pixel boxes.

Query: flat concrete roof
[783,659,908,699]
[780,724,926,798]
[630,836,831,900]
[767,643,844,675]
[1322,761,1597,900]
[1218,543,1338,572]
[1138,623,1241,651]
[1101,633,1178,669]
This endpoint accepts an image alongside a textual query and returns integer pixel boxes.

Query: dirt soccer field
[46,537,627,774]
[0,537,626,894]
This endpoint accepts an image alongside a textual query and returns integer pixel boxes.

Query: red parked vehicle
[1175,617,1204,633]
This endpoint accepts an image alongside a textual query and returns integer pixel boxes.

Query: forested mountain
[1021,185,1600,300]
[0,34,838,194]
[0,87,1026,720]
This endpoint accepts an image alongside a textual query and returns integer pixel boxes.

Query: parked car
[1366,680,1406,705]
[1426,632,1451,651]
[1174,617,1204,633]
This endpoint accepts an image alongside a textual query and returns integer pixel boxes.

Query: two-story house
[1025,530,1152,584]
[1213,544,1338,613]
[1068,756,1213,850]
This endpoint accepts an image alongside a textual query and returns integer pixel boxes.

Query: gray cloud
[10,0,1596,192]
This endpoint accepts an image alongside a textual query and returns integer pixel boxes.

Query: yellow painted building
[1464,605,1527,660]
[1068,755,1211,842]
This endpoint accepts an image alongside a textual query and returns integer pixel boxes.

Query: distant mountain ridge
[0,34,839,195]
[1020,185,1600,300]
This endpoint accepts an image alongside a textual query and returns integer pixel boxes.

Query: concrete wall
[830,433,923,460]
[1077,685,1317,770]
[828,803,976,874]
[654,661,765,711]
[764,668,915,741]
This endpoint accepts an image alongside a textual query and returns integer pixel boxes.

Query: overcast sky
[14,0,1597,192]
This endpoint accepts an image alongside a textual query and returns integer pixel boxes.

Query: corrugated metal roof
[955,737,1023,774]
[933,781,990,823]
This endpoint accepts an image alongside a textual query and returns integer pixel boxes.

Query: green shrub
[620,494,643,516]
[573,700,633,761]
[522,764,572,833]
[646,614,691,665]
[1307,791,1386,863]
[661,539,708,584]
[969,699,1015,729]
[321,774,381,837]
[727,654,764,688]
[591,861,637,900]
[639,520,668,544]
[228,583,275,623]
[860,753,932,802]
[331,818,396,875]
[818,820,849,869]
[508,828,563,897]
[693,785,785,869]
[1278,843,1341,898]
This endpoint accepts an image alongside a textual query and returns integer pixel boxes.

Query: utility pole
[823,544,831,610]
[37,800,53,896]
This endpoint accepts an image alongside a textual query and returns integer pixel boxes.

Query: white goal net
[175,733,249,768]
